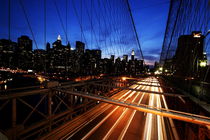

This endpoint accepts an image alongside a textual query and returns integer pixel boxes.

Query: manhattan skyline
[0,0,169,65]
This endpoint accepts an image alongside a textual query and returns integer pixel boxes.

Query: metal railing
[55,88,210,126]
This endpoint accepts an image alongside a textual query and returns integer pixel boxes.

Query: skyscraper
[17,35,33,70]
[76,41,85,55]
[46,42,51,52]
[123,55,128,62]
[131,49,135,61]
[174,31,204,77]
[0,39,17,68]
[18,35,32,51]
[51,35,71,72]
[52,35,62,49]
[110,55,115,62]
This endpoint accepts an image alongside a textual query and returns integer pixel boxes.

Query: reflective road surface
[62,77,179,140]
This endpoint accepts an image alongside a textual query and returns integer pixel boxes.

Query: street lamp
[202,30,210,62]
[199,59,207,67]
[199,30,210,80]
[159,67,163,71]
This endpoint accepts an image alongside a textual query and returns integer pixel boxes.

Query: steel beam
[0,89,49,100]
[112,80,175,89]
[90,83,185,97]
[55,89,210,126]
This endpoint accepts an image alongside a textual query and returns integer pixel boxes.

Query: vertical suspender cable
[44,0,47,73]
[8,0,11,68]
[44,0,46,48]
[53,0,69,43]
[160,0,173,65]
[72,0,88,48]
[8,0,11,41]
[126,0,144,63]
[66,0,68,45]
[19,0,39,50]
[80,0,82,41]
[91,0,93,48]
[164,0,182,64]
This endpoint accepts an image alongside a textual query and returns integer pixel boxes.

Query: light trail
[161,90,179,140]
[65,85,137,139]
[118,86,147,139]
[157,92,164,140]
[144,85,155,140]
[81,88,138,140]
[143,77,179,140]
[143,78,163,140]
[63,77,182,140]
[102,85,143,140]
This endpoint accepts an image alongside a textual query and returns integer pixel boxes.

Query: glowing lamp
[199,60,207,67]
[159,67,163,71]
[122,77,126,81]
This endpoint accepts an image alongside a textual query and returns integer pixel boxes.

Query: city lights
[37,76,46,83]
[193,32,201,38]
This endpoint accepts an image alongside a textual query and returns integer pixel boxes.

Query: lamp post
[200,30,210,69]
[202,30,210,69]
[200,30,210,97]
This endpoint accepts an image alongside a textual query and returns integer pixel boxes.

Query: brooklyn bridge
[0,0,209,140]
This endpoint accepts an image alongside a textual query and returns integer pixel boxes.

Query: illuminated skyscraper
[131,49,135,61]
[52,35,62,49]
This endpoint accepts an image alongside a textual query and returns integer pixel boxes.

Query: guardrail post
[12,98,16,140]
[48,90,52,132]
[199,126,210,140]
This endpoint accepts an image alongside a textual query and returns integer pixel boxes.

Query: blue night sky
[0,0,169,65]
[130,0,169,65]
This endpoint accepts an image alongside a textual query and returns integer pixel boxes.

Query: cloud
[143,30,164,41]
[143,48,161,60]
[144,55,158,61]
[144,55,159,65]
[145,48,161,54]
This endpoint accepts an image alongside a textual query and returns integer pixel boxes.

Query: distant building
[154,61,159,70]
[0,39,17,68]
[131,49,135,61]
[52,35,62,49]
[0,35,145,76]
[76,41,85,55]
[46,42,51,52]
[110,55,115,63]
[114,57,123,74]
[50,35,71,72]
[18,35,32,52]
[174,31,204,77]
[123,55,128,62]
[135,59,144,74]
[17,35,33,70]
[84,49,101,75]
[33,49,46,71]
[122,55,128,74]
[129,50,136,74]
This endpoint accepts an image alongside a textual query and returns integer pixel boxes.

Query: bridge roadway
[42,77,180,140]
